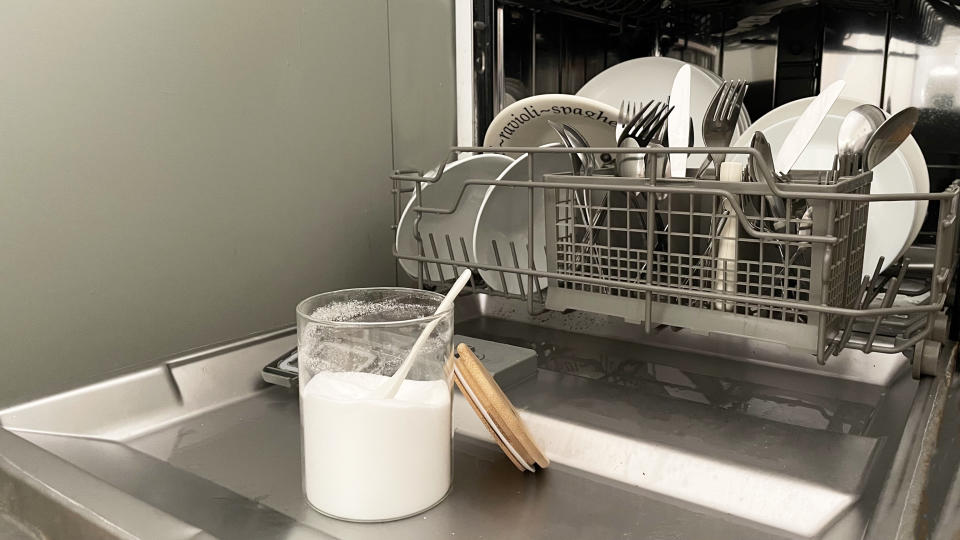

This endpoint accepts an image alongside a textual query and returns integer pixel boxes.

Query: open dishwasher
[1,1,959,539]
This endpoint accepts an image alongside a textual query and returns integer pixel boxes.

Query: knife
[773,80,846,175]
[668,64,691,177]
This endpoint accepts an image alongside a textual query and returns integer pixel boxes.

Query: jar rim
[296,287,451,328]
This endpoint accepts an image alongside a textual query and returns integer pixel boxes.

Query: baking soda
[301,370,452,521]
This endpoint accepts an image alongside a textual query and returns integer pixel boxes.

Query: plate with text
[483,94,618,156]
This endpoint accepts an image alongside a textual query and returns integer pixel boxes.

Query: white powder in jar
[300,371,452,521]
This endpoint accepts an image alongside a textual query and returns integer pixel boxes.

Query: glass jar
[296,287,454,522]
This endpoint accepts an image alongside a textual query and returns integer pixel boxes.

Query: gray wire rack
[391,145,959,372]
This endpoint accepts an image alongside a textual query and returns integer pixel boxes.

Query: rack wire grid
[390,145,959,365]
[542,169,872,357]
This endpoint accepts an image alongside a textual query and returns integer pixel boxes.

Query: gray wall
[387,0,456,171]
[0,1,454,406]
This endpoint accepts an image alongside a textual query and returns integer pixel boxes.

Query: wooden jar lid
[453,343,549,472]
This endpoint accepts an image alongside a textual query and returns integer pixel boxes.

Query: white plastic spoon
[373,269,472,399]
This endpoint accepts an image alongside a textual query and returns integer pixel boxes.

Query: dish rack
[391,146,959,376]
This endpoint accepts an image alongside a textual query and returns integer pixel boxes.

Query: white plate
[472,145,571,295]
[396,153,514,281]
[483,94,618,153]
[576,57,751,169]
[730,97,929,276]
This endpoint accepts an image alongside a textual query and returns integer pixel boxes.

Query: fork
[617,100,672,177]
[615,100,636,145]
[696,80,748,179]
[616,102,673,280]
[547,120,607,278]
[621,101,674,148]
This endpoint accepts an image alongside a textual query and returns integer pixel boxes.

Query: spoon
[745,131,786,221]
[373,269,472,399]
[547,120,591,176]
[560,122,601,174]
[837,104,885,155]
[864,106,919,170]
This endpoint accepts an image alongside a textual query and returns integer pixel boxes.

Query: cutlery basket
[541,170,871,357]
[391,146,959,369]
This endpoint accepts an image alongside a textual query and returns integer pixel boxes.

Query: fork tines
[623,100,675,147]
[712,79,748,122]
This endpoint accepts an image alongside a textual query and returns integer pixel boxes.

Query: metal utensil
[618,100,672,177]
[560,122,608,243]
[547,120,606,277]
[837,104,885,156]
[696,79,748,179]
[548,120,599,175]
[615,100,641,177]
[668,65,692,177]
[561,122,602,173]
[774,80,845,175]
[621,101,674,148]
[616,100,636,145]
[745,131,787,223]
[547,120,586,175]
[617,100,653,146]
[864,106,920,170]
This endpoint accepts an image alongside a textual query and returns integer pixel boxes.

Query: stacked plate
[396,57,930,286]
[396,154,513,283]
[397,90,621,292]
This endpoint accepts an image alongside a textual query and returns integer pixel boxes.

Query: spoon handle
[374,269,471,400]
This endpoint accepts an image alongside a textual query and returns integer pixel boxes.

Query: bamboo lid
[453,343,549,472]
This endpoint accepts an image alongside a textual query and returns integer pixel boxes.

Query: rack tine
[508,241,526,298]
[864,260,909,353]
[832,275,871,355]
[444,235,460,275]
[491,240,508,294]
[427,233,447,282]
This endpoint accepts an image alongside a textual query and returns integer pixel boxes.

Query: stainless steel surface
[1,298,955,538]
[864,106,921,170]
[931,364,960,539]
[865,343,957,539]
[396,145,958,364]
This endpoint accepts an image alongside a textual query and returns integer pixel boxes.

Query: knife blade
[773,80,846,175]
[668,64,691,177]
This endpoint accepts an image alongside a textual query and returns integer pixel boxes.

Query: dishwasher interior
[469,0,960,241]
[2,1,960,539]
